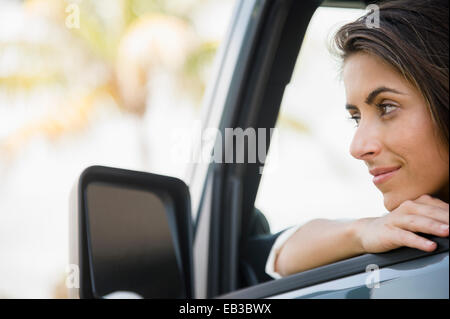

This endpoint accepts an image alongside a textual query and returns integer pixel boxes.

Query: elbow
[274,247,293,277]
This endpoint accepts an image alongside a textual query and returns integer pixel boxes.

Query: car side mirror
[68,166,194,299]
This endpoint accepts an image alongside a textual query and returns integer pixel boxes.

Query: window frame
[219,236,449,298]
[205,0,324,297]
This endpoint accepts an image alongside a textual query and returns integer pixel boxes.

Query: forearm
[274,218,370,277]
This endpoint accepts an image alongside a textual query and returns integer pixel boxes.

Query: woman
[266,0,449,278]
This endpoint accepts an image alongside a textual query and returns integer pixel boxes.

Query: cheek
[388,110,448,192]
[382,113,421,165]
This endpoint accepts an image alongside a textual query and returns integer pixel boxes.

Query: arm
[274,218,364,277]
[274,195,449,277]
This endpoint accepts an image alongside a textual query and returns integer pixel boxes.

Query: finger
[398,200,449,225]
[392,228,438,252]
[415,194,449,210]
[394,213,449,238]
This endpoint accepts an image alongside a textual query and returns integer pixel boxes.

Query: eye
[347,113,361,127]
[377,103,398,116]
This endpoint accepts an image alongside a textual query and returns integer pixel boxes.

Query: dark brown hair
[333,0,449,147]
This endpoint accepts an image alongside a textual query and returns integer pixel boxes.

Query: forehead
[342,52,411,101]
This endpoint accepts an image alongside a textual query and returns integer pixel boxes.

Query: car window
[254,6,386,235]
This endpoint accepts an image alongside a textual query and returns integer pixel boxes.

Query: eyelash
[347,114,361,127]
[347,104,397,127]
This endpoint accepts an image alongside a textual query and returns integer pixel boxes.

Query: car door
[220,239,449,299]
[194,0,449,299]
[191,0,324,298]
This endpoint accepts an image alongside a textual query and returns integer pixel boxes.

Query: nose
[349,121,382,161]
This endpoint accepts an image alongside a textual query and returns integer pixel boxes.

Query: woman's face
[343,52,449,211]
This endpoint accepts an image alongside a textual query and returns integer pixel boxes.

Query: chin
[382,191,411,212]
[383,196,400,212]
[382,188,443,212]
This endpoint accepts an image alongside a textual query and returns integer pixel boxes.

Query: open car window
[254,6,383,236]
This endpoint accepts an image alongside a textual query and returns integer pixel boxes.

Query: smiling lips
[369,166,401,186]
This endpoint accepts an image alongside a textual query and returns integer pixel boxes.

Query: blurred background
[0,0,385,298]
[0,0,236,298]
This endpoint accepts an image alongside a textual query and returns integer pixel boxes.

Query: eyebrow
[365,86,404,105]
[345,86,405,111]
[345,104,358,111]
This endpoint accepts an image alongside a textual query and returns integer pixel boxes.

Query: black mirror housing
[69,166,194,299]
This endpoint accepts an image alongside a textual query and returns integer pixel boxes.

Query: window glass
[255,7,386,234]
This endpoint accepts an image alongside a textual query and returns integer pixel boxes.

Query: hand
[355,194,449,253]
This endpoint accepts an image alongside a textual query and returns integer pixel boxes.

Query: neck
[435,184,449,203]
